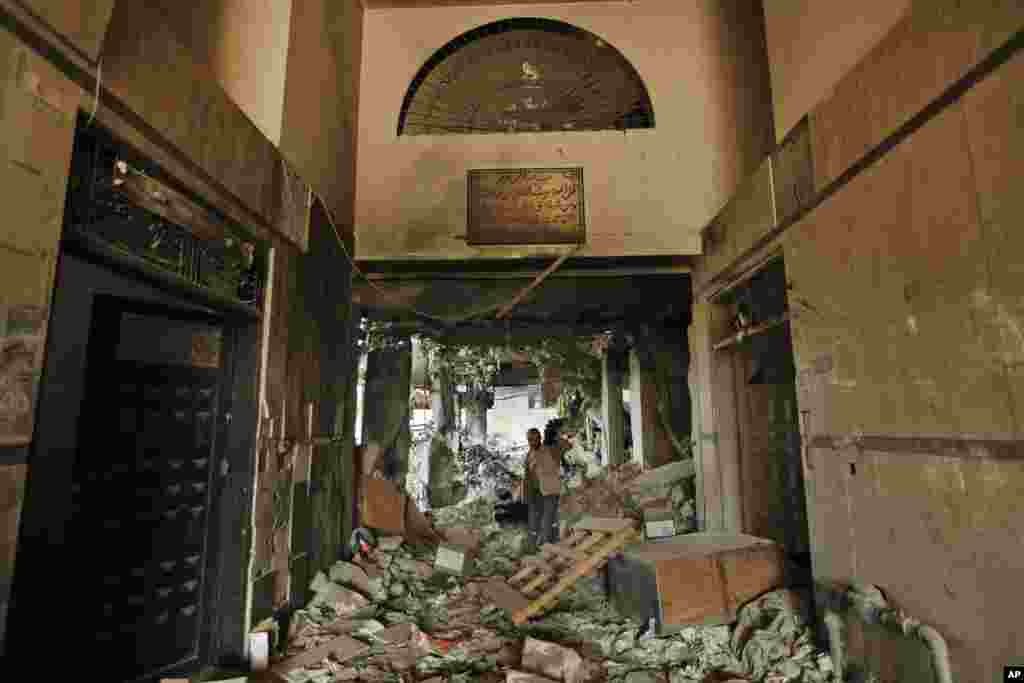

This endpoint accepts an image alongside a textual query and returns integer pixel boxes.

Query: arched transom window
[398,18,655,136]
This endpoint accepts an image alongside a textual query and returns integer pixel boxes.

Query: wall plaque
[467,167,585,245]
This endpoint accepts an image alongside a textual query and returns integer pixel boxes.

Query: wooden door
[69,301,222,681]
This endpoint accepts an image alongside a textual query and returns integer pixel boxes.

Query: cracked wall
[693,4,1024,680]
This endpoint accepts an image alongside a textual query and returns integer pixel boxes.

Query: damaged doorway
[78,298,224,678]
[9,255,238,681]
[9,119,264,681]
[713,258,811,584]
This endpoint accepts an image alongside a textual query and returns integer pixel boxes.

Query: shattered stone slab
[522,637,586,683]
[329,561,376,597]
[310,583,371,616]
[377,536,404,552]
[270,633,369,679]
[507,671,560,683]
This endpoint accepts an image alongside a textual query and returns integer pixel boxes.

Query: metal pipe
[821,583,953,683]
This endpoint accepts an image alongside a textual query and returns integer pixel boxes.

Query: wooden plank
[541,544,586,563]
[269,633,368,678]
[512,526,638,625]
[572,517,635,533]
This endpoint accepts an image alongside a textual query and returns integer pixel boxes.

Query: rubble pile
[559,463,644,526]
[623,461,698,534]
[268,499,834,683]
[462,445,525,500]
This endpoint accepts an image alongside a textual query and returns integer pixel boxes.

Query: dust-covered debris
[268,497,834,683]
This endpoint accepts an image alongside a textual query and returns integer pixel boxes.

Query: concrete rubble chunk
[624,672,660,683]
[310,582,371,616]
[507,671,560,683]
[310,571,331,594]
[328,561,374,596]
[522,637,586,683]
[377,621,415,643]
[377,536,404,551]
[394,556,434,579]
[627,460,695,494]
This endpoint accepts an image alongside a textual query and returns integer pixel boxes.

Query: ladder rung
[512,525,639,625]
[541,544,586,562]
[573,516,637,533]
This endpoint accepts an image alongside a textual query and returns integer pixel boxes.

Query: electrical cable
[85,57,103,127]
[309,187,581,327]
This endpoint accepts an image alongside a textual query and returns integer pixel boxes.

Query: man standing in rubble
[525,422,572,552]
[524,427,544,553]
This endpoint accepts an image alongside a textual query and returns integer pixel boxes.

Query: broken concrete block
[351,619,385,639]
[394,557,434,579]
[329,562,374,596]
[310,583,370,616]
[434,542,476,576]
[271,633,369,677]
[442,525,482,552]
[480,577,530,613]
[625,673,660,683]
[377,536,403,552]
[310,571,331,593]
[507,671,560,683]
[522,637,586,683]
[642,500,677,541]
[630,460,695,489]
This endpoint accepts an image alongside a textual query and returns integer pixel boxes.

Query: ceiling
[354,272,692,337]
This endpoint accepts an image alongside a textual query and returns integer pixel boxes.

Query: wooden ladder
[505,516,639,625]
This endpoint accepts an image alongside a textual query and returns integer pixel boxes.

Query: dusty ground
[261,496,835,683]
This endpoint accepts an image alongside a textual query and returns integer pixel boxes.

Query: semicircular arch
[397,17,655,136]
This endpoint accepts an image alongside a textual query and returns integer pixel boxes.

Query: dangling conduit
[820,583,953,683]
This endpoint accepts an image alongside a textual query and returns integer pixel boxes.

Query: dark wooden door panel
[68,314,221,681]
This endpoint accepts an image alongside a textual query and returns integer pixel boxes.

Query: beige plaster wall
[762,0,910,143]
[281,0,363,228]
[158,1,293,146]
[356,0,774,261]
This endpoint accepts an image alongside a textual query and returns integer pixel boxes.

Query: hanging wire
[85,57,103,127]
[308,186,580,327]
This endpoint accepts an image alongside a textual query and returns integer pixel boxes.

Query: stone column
[427,363,463,508]
[630,326,692,470]
[601,345,626,467]
[431,364,455,436]
[464,388,491,446]
[361,338,412,483]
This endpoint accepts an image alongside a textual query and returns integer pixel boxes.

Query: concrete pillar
[431,364,455,436]
[688,301,744,533]
[601,346,626,466]
[630,326,692,470]
[361,339,412,483]
[630,347,669,469]
[464,388,491,446]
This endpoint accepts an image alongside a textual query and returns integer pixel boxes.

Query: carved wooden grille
[398,18,655,136]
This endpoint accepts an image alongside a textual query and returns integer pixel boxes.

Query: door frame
[8,247,261,677]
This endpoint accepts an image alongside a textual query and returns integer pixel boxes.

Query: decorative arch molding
[397,18,655,136]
